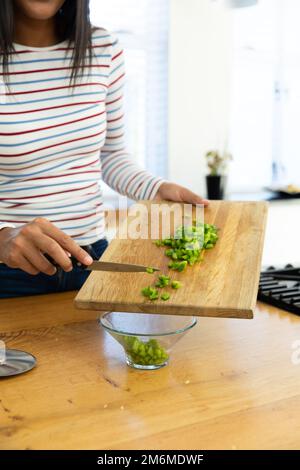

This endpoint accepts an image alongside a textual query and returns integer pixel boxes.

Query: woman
[0,0,208,298]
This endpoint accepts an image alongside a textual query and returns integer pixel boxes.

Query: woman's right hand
[0,218,93,276]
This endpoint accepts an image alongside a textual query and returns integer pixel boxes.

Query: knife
[0,258,160,273]
[45,255,160,273]
[81,260,160,273]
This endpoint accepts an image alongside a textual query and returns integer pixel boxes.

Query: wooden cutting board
[75,201,268,319]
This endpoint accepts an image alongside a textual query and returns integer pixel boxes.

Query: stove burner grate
[258,265,300,315]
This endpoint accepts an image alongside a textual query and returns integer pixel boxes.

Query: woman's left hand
[155,182,209,206]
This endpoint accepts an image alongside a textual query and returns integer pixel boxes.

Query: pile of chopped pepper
[141,221,219,302]
[123,336,169,366]
[157,222,219,271]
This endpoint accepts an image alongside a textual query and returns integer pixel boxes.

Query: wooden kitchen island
[1,291,300,450]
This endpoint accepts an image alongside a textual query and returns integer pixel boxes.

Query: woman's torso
[0,29,113,245]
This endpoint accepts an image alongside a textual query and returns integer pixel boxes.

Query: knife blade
[85,261,160,273]
[43,254,159,273]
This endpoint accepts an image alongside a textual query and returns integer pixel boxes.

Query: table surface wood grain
[1,291,300,450]
[1,201,300,450]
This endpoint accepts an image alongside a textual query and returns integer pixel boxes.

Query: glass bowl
[99,312,197,370]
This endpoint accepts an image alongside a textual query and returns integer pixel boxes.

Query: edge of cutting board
[75,298,254,319]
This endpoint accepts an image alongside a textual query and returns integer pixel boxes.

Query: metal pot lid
[0,349,37,378]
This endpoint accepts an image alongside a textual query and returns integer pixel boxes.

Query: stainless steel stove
[258,265,300,315]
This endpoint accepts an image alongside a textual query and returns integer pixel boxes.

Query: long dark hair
[0,0,92,83]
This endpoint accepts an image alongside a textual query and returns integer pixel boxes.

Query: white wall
[168,0,233,196]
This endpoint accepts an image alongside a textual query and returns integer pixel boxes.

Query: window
[229,0,300,192]
[90,0,169,200]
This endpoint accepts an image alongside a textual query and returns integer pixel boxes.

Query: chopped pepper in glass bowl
[99,312,197,370]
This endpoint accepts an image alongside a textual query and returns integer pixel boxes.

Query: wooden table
[1,200,300,450]
[1,292,300,450]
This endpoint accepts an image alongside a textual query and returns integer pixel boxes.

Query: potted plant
[205,149,232,200]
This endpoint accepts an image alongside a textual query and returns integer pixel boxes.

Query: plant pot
[206,175,227,200]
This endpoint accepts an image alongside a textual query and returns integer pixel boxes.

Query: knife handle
[44,245,92,271]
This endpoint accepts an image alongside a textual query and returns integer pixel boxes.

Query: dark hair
[0,0,92,83]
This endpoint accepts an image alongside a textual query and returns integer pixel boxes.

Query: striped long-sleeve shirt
[0,29,164,245]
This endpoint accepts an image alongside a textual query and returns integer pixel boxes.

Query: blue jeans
[0,238,108,299]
